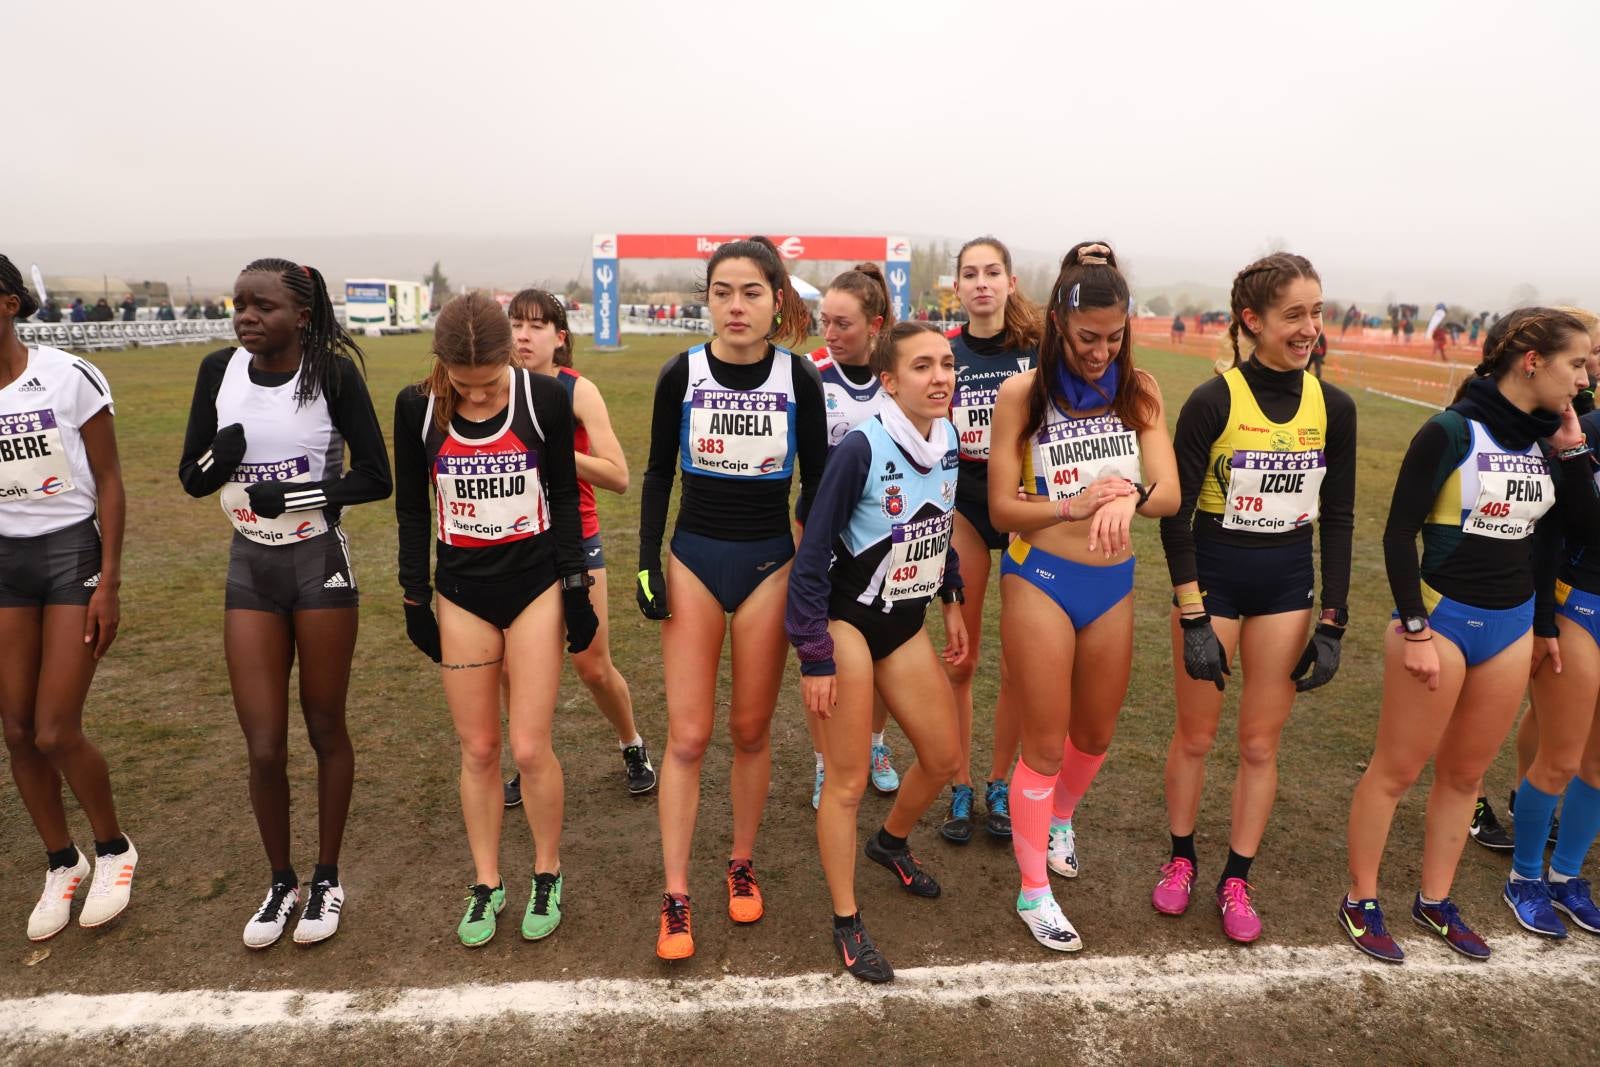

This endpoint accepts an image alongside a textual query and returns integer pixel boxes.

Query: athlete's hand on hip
[244,479,311,519]
[802,674,837,718]
[210,422,247,474]
[1180,613,1230,690]
[940,599,969,665]
[563,585,599,654]
[636,567,670,620]
[1531,635,1563,678]
[403,599,441,663]
[1291,622,1344,692]
[84,583,120,659]
[1399,626,1440,691]
[1087,493,1137,558]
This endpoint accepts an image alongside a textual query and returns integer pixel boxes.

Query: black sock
[311,864,339,887]
[272,867,298,888]
[46,844,80,870]
[93,835,129,858]
[877,828,908,852]
[833,911,860,929]
[1220,848,1254,886]
[1170,833,1198,866]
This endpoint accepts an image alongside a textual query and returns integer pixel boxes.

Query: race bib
[687,389,789,476]
[1035,415,1139,501]
[434,450,549,543]
[884,512,953,604]
[221,457,330,544]
[0,408,75,503]
[1464,452,1552,540]
[1222,449,1327,531]
[952,385,997,461]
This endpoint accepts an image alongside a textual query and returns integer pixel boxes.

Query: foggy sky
[7,0,1596,308]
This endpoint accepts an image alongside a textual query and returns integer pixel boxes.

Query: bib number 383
[1222,449,1327,531]
[688,389,789,475]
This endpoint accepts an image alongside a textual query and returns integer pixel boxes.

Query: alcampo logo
[509,515,532,534]
[292,521,316,540]
[777,236,805,259]
[37,476,64,495]
[757,456,779,474]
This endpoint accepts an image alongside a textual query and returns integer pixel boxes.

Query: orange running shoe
[657,893,694,960]
[727,860,764,924]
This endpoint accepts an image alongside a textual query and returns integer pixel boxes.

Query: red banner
[615,235,889,261]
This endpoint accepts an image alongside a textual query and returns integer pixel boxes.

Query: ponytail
[239,257,367,408]
[827,262,894,328]
[1452,307,1588,404]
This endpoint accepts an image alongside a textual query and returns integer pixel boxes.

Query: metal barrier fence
[17,320,239,351]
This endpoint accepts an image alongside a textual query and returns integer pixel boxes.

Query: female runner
[179,258,391,948]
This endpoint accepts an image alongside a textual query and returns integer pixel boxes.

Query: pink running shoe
[1152,858,1195,916]
[1217,877,1262,942]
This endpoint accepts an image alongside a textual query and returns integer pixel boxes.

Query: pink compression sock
[1010,758,1056,890]
[1051,739,1107,824]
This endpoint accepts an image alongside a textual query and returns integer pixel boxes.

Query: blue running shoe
[984,779,1012,839]
[941,785,974,844]
[869,743,900,795]
[1411,895,1491,959]
[1549,878,1600,934]
[1339,897,1404,963]
[812,766,824,812]
[1503,878,1568,939]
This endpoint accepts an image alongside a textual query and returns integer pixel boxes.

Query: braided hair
[0,254,40,320]
[239,258,366,408]
[1224,253,1320,371]
[1452,307,1588,403]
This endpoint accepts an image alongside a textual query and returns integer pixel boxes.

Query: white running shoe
[28,850,91,941]
[1016,890,1082,952]
[1048,821,1079,879]
[293,880,345,945]
[243,882,300,949]
[78,838,138,929]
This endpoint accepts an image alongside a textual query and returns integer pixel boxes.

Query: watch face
[1403,616,1426,633]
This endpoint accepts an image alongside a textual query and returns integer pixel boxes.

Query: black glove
[1180,614,1230,691]
[1291,623,1344,692]
[244,479,319,519]
[563,585,599,654]
[636,567,670,621]
[210,423,247,474]
[403,601,441,663]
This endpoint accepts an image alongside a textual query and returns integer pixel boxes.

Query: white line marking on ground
[1363,387,1445,410]
[4,940,1598,1040]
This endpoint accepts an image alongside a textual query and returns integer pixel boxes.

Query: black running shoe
[1470,796,1513,852]
[623,741,658,796]
[504,773,523,809]
[985,779,1013,839]
[940,785,974,844]
[864,833,941,898]
[833,915,894,983]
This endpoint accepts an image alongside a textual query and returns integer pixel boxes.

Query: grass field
[2,332,1596,1065]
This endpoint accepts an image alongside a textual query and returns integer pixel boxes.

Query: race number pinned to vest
[884,512,953,604]
[0,409,75,502]
[1222,449,1327,532]
[1035,414,1139,501]
[434,450,549,544]
[687,388,790,476]
[952,384,998,461]
[221,457,330,545]
[1464,451,1552,540]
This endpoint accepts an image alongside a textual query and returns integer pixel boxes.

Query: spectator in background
[92,298,114,322]
[202,299,220,320]
[1341,305,1360,337]
[1430,323,1448,361]
[157,300,176,321]
[120,294,136,322]
[70,298,87,322]
[182,301,200,320]
[1171,313,1187,344]
[1308,330,1328,379]
[1402,316,1414,344]
[36,298,62,323]
[1389,305,1400,341]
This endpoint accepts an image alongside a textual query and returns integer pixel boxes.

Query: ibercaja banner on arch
[590,234,913,347]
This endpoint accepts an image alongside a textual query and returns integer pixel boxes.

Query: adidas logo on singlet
[82,573,100,588]
[18,376,45,393]
[323,572,350,589]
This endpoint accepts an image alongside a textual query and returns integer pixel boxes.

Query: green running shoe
[458,882,505,948]
[522,871,563,941]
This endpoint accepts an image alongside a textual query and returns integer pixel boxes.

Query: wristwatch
[1320,607,1348,627]
[561,572,595,591]
[939,587,965,605]
[1400,615,1428,635]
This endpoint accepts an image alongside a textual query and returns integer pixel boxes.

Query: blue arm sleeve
[785,431,872,677]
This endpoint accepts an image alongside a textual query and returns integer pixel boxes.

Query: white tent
[790,275,821,301]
